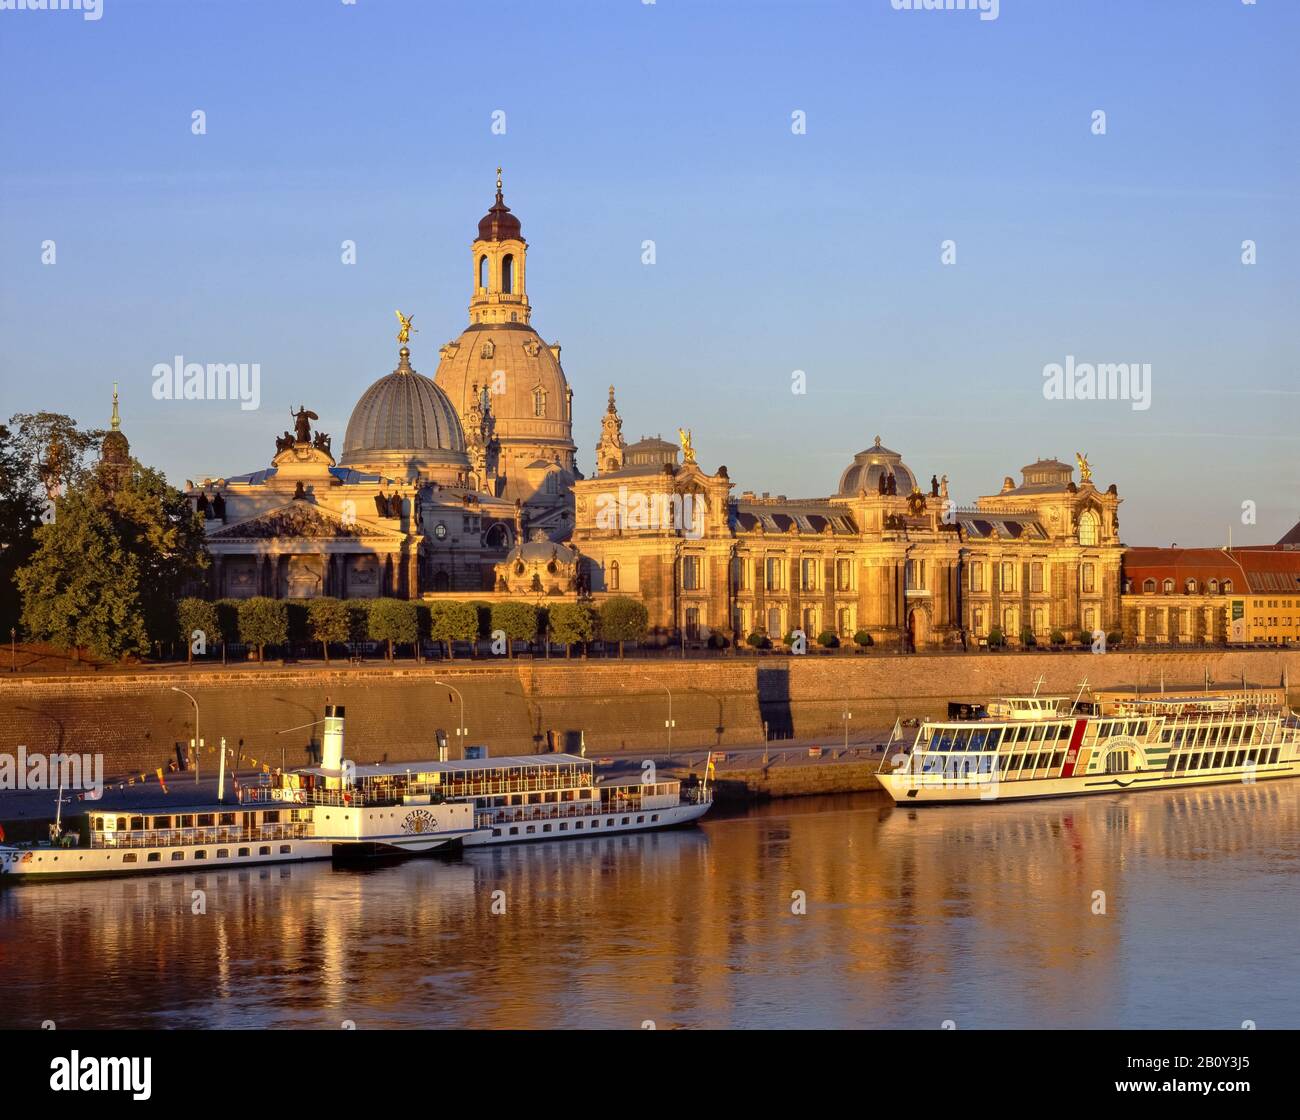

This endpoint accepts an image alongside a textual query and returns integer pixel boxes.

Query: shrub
[1019,627,1037,648]
[707,631,730,650]
[237,597,288,661]
[817,631,840,649]
[598,596,649,658]
[1106,631,1123,649]
[368,598,419,660]
[746,632,770,650]
[176,598,220,663]
[853,630,874,649]
[1050,630,1066,647]
[986,627,1006,649]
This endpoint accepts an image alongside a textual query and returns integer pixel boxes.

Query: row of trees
[176,595,653,662]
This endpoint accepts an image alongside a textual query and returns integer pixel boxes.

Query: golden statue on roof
[395,310,417,344]
[678,427,695,465]
[1076,451,1092,484]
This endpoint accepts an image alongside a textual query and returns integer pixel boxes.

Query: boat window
[263,810,279,824]
[197,814,214,827]
[130,817,144,831]
[279,844,291,854]
[147,852,160,862]
[92,816,104,830]
[122,853,137,863]
[219,813,236,826]
[194,850,207,859]
[171,852,185,861]
[986,729,1002,749]
[259,846,271,855]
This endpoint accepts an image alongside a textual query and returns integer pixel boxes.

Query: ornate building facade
[180,173,1129,647]
[574,395,1124,649]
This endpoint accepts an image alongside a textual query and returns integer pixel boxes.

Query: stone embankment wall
[0,649,1295,780]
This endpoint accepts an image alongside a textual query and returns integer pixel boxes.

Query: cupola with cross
[470,167,530,326]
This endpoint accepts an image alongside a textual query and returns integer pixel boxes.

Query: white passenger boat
[877,689,1300,805]
[1,705,712,882]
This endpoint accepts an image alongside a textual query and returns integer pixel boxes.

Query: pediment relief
[210,504,372,540]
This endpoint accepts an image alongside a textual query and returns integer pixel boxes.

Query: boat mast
[1070,676,1090,715]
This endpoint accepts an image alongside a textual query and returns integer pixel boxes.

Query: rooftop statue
[395,310,416,345]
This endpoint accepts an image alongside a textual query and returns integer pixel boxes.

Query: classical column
[255,554,267,597]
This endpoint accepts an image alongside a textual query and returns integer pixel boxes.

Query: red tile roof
[1123,547,1300,594]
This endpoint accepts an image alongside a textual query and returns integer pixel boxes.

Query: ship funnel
[321,704,346,788]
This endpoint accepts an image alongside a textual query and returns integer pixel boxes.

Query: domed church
[185,173,579,601]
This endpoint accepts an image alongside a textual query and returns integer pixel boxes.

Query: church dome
[434,325,572,452]
[837,436,918,496]
[341,347,468,476]
[478,188,522,242]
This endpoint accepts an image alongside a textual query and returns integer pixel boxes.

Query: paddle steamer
[877,687,1300,805]
[1,705,712,882]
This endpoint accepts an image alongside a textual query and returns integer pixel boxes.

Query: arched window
[1162,578,1174,593]
[1222,579,1233,593]
[608,560,619,591]
[1078,509,1100,546]
[1143,579,1156,593]
[532,386,546,417]
[1208,578,1219,593]
[1185,578,1198,594]
[478,255,488,290]
[502,254,514,294]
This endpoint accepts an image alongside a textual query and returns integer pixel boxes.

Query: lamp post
[841,706,852,751]
[9,627,15,673]
[431,680,467,756]
[646,679,674,759]
[170,686,201,784]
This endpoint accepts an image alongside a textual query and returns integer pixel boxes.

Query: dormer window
[532,386,547,417]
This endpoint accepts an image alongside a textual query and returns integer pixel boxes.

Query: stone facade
[574,407,1124,651]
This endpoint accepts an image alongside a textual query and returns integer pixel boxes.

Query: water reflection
[3,783,1297,1029]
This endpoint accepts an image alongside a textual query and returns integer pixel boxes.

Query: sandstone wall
[1,648,1295,780]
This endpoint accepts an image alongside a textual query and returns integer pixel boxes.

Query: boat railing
[90,821,312,849]
[241,788,367,808]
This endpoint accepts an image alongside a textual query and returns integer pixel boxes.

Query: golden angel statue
[1075,451,1092,484]
[395,310,417,345]
[678,427,696,464]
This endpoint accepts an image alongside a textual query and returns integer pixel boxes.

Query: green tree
[16,495,149,660]
[598,596,648,658]
[307,597,349,663]
[0,422,44,635]
[491,601,539,658]
[853,629,874,649]
[238,597,288,661]
[14,456,206,660]
[428,601,479,659]
[8,411,105,497]
[369,598,419,660]
[548,601,598,658]
[177,597,221,663]
[986,627,1006,649]
[214,599,240,664]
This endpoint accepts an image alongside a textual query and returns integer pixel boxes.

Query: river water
[3,783,1297,1030]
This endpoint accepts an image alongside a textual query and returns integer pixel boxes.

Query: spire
[496,165,503,201]
[595,384,625,476]
[110,382,121,431]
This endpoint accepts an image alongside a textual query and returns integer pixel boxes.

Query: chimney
[321,704,346,788]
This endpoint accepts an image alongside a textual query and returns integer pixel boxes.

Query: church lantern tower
[470,167,531,327]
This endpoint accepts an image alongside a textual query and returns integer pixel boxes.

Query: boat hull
[0,837,332,883]
[466,800,711,845]
[877,761,1300,805]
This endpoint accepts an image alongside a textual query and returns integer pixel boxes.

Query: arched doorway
[907,607,929,652]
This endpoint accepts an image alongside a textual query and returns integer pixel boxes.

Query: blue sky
[1,0,1296,545]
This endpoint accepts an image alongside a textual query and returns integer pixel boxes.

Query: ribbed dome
[837,436,918,496]
[341,347,468,474]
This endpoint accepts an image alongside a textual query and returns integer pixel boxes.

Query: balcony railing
[90,822,311,849]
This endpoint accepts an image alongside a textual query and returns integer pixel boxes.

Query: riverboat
[877,688,1300,805]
